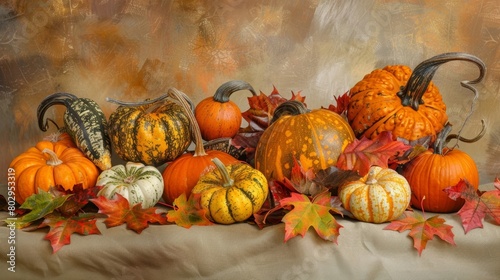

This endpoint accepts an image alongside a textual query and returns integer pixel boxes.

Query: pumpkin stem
[213,80,257,103]
[37,92,78,132]
[167,88,207,157]
[434,121,486,155]
[398,52,486,111]
[42,148,63,166]
[270,100,309,124]
[365,168,378,185]
[211,157,234,187]
[106,94,195,111]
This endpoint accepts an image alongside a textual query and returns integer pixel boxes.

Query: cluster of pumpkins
[9,52,485,225]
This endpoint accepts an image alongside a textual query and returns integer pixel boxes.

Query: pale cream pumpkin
[338,166,411,223]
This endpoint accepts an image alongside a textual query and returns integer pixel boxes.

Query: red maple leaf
[40,212,101,253]
[384,211,455,256]
[167,193,213,228]
[327,91,350,115]
[336,131,411,176]
[443,178,500,233]
[50,184,101,217]
[280,191,343,243]
[90,194,169,233]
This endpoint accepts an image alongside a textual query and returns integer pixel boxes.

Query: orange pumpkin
[401,123,483,213]
[162,88,239,204]
[347,53,485,142]
[9,141,99,205]
[255,101,355,182]
[195,80,256,141]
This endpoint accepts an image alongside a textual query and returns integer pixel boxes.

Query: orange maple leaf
[90,194,169,233]
[280,191,343,243]
[41,213,101,253]
[384,211,455,256]
[167,193,213,228]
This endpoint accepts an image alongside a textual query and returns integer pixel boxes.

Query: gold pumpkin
[338,166,411,223]
[191,158,268,224]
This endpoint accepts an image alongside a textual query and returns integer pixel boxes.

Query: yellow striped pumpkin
[191,158,268,224]
[338,166,411,223]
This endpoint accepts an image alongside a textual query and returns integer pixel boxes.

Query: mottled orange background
[1,0,499,185]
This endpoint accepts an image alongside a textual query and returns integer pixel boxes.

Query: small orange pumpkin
[401,123,484,213]
[9,141,99,205]
[162,88,239,204]
[195,80,256,141]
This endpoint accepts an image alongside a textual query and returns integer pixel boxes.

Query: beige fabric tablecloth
[1,185,499,280]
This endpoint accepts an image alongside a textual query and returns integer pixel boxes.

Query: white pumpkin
[96,162,164,208]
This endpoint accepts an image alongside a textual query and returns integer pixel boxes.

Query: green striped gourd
[37,93,112,170]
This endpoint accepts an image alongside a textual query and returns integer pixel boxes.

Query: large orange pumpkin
[255,100,355,182]
[162,88,239,205]
[195,80,256,141]
[401,123,484,213]
[9,141,99,205]
[347,52,485,142]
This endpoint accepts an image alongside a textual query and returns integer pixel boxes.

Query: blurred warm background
[1,0,499,185]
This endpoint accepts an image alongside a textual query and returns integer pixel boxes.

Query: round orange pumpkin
[162,88,239,204]
[347,52,485,142]
[401,123,482,213]
[254,100,355,182]
[195,80,256,141]
[9,141,99,205]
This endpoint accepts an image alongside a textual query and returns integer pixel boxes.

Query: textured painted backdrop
[1,0,499,185]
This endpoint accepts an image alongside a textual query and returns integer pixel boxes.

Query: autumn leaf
[40,212,101,253]
[49,184,101,217]
[167,193,213,228]
[336,131,411,176]
[443,178,500,233]
[384,211,455,256]
[280,191,343,243]
[90,194,169,234]
[313,166,361,196]
[234,86,306,164]
[327,91,350,115]
[17,189,71,228]
[281,158,326,196]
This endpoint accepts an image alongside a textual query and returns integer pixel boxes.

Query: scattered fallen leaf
[90,194,169,234]
[384,211,455,256]
[280,191,343,243]
[17,189,71,228]
[166,193,213,228]
[443,178,500,233]
[40,212,101,253]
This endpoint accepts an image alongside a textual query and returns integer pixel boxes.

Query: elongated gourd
[37,92,112,170]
